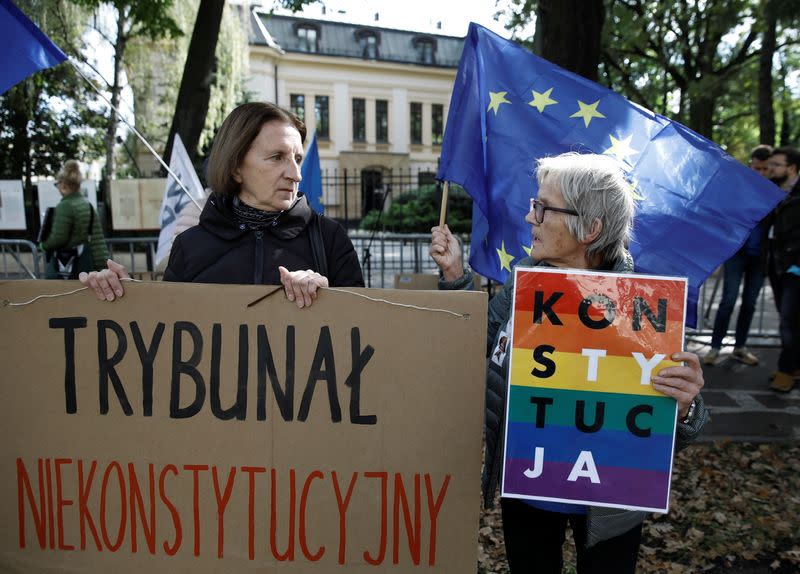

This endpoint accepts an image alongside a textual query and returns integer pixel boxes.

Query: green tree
[497,0,605,81]
[163,0,226,165]
[501,0,799,152]
[123,0,247,177]
[0,0,105,185]
[603,0,762,139]
[71,0,181,184]
[359,185,473,234]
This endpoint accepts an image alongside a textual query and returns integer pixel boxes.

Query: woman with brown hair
[41,160,109,279]
[81,102,363,305]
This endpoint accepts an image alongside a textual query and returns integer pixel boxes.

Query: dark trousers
[710,249,764,349]
[500,498,642,574]
[777,274,800,373]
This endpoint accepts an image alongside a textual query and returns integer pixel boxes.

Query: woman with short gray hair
[536,152,634,267]
[429,151,707,573]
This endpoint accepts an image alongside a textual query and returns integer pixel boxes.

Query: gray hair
[536,152,634,266]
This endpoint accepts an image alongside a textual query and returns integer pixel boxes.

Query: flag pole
[438,181,449,228]
[68,58,202,210]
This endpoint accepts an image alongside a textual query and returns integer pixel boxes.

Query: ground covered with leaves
[478,442,800,573]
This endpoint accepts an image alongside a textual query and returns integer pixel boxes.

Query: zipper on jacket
[254,230,264,284]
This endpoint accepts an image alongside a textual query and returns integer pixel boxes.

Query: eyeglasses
[529,198,579,224]
[768,162,788,168]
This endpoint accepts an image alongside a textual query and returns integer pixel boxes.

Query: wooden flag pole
[438,181,450,228]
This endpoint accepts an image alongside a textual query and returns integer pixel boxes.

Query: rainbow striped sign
[501,268,687,512]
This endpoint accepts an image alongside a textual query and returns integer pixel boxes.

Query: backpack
[52,205,96,280]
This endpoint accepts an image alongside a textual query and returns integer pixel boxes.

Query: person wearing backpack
[40,160,109,279]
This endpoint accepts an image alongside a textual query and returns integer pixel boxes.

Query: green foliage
[499,0,799,151]
[123,0,246,176]
[273,0,321,12]
[359,184,473,234]
[0,0,105,181]
[70,0,182,40]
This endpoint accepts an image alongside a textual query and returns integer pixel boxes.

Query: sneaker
[770,371,796,393]
[703,348,720,366]
[732,347,759,366]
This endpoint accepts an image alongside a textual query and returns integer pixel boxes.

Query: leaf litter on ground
[477,442,800,573]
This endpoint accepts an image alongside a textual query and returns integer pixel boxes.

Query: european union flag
[438,23,785,326]
[1,0,67,95]
[301,131,324,214]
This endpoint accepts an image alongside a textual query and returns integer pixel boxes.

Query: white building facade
[247,9,462,221]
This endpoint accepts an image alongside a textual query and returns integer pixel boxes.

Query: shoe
[768,369,800,381]
[732,347,759,366]
[703,348,720,366]
[770,371,796,393]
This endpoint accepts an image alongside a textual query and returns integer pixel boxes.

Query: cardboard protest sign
[393,273,483,291]
[501,268,687,512]
[0,280,487,572]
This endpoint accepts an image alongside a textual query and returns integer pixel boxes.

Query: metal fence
[0,239,41,279]
[320,167,438,226]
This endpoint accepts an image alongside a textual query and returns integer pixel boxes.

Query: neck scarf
[232,196,283,230]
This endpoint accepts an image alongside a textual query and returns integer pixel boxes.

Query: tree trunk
[779,108,790,146]
[163,0,226,166]
[104,6,128,184]
[758,0,777,146]
[533,0,604,81]
[687,91,716,139]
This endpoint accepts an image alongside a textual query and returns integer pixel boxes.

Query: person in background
[764,146,800,392]
[703,145,773,366]
[40,160,109,279]
[81,102,363,306]
[429,152,707,574]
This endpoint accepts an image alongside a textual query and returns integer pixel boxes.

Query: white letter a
[567,451,600,484]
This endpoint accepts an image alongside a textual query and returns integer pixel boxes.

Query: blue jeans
[710,249,764,349]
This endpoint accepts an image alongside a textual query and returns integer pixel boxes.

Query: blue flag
[301,132,324,214]
[438,23,785,326]
[0,0,67,95]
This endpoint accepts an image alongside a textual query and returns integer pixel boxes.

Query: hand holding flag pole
[437,23,785,326]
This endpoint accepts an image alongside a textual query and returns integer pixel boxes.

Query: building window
[297,26,318,53]
[362,34,378,59]
[431,103,443,145]
[376,99,388,143]
[352,98,366,142]
[290,94,305,123]
[315,95,329,140]
[410,102,422,145]
[413,37,436,64]
[355,29,380,59]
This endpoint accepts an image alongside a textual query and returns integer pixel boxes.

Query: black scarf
[232,196,284,230]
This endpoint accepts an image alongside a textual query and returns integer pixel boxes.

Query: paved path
[687,342,800,442]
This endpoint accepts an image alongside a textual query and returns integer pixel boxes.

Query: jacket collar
[200,192,314,240]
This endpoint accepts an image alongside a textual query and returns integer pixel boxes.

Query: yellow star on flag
[604,134,639,162]
[528,88,558,113]
[522,244,532,257]
[628,180,646,202]
[570,99,605,127]
[497,241,515,271]
[487,91,511,115]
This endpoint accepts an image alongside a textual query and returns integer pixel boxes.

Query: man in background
[704,145,773,366]
[765,146,800,392]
